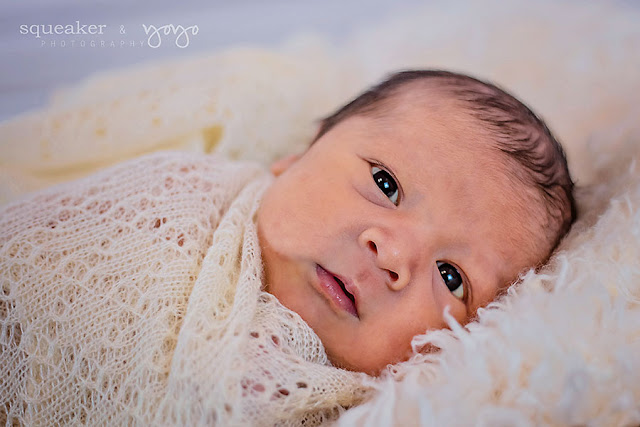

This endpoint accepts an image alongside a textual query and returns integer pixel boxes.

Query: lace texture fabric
[0,151,366,426]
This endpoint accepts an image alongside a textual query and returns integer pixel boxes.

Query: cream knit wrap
[0,151,366,426]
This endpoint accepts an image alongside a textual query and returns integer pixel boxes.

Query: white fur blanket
[1,1,639,424]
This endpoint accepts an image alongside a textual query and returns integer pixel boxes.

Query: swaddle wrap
[0,151,366,426]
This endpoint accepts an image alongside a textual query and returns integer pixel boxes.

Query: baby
[0,69,575,425]
[258,70,576,374]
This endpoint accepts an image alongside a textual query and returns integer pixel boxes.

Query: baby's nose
[358,228,412,291]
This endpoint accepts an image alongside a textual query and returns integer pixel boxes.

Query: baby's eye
[371,166,399,205]
[437,261,465,300]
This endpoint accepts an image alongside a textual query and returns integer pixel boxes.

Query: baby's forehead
[380,79,471,115]
[371,86,497,149]
[363,85,499,157]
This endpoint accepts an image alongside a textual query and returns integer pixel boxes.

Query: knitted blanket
[0,151,365,426]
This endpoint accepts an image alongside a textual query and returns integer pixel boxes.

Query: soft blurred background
[0,0,425,121]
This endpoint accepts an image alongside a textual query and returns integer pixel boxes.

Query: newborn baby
[259,70,576,374]
[0,69,575,425]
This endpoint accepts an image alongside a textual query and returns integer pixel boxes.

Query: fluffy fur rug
[1,1,639,424]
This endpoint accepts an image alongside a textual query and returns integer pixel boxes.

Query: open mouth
[333,275,355,305]
[316,265,358,318]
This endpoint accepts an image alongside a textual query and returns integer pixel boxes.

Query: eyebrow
[448,242,504,316]
[466,250,509,315]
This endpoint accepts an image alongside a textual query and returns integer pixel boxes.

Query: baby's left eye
[371,166,399,205]
[437,261,465,300]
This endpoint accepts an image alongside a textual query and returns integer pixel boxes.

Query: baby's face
[257,95,541,374]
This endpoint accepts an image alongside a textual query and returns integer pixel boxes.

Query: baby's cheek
[421,284,466,329]
[259,190,307,251]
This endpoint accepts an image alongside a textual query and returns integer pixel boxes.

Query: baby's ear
[270,153,301,177]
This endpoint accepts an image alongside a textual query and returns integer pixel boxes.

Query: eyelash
[369,161,402,206]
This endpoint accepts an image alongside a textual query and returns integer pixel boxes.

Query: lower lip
[316,265,358,318]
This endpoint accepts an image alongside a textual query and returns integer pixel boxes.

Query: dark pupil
[373,169,397,198]
[439,263,462,292]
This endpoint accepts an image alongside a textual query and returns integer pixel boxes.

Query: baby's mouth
[316,265,359,318]
[333,275,356,305]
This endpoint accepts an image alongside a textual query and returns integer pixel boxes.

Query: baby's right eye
[371,166,399,205]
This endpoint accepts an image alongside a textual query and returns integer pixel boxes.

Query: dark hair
[314,70,577,256]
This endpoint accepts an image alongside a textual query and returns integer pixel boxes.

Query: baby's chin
[325,342,414,376]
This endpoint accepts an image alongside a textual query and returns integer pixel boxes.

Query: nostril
[388,270,398,281]
[368,241,377,254]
